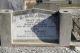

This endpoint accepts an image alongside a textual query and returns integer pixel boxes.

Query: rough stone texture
[0,47,80,53]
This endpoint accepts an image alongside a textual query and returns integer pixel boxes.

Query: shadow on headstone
[31,12,60,43]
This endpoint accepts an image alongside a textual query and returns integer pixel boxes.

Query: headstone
[11,11,59,44]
